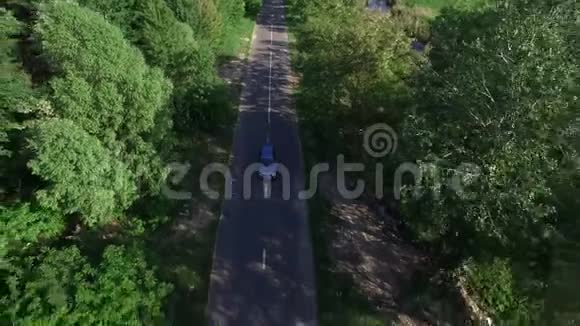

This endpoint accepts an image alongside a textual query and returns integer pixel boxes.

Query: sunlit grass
[219,17,255,59]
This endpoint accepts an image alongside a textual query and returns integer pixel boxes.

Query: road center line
[268,24,273,127]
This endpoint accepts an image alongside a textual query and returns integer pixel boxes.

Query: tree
[28,119,136,226]
[2,245,172,324]
[165,0,224,48]
[401,0,578,255]
[296,4,417,158]
[79,0,228,131]
[35,0,172,193]
[216,0,245,29]
[0,204,64,258]
[131,0,218,113]
[0,8,35,158]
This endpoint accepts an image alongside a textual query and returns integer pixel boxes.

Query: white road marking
[268,24,273,127]
[262,248,267,270]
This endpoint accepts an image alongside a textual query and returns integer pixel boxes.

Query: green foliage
[243,0,261,17]
[398,1,579,319]
[403,0,493,12]
[464,258,539,322]
[2,245,172,324]
[296,3,417,157]
[166,0,224,47]
[75,0,137,35]
[80,0,230,131]
[0,204,64,257]
[390,5,433,41]
[401,0,578,255]
[36,0,172,193]
[28,119,136,226]
[0,0,237,323]
[0,8,21,62]
[130,0,227,130]
[216,0,245,28]
[0,8,34,158]
[167,0,246,51]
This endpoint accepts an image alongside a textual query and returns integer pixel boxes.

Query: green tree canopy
[296,4,417,156]
[28,119,136,226]
[0,8,35,158]
[401,0,578,256]
[35,0,172,193]
[166,0,225,48]
[2,245,172,324]
[0,204,64,258]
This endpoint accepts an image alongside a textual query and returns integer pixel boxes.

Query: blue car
[259,144,278,179]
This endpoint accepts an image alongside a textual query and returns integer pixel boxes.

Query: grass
[402,0,492,13]
[218,17,255,60]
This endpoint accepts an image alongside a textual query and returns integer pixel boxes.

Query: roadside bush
[216,0,245,27]
[464,258,539,322]
[244,0,261,17]
[391,5,432,42]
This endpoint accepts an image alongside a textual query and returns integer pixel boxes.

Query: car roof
[261,144,274,159]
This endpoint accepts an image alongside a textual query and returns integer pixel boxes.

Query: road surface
[367,0,390,12]
[206,0,318,325]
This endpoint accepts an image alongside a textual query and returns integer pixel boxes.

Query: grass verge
[402,0,492,13]
[218,17,255,60]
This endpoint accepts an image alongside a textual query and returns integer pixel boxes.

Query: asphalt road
[206,0,318,325]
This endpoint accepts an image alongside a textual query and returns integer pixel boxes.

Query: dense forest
[0,0,258,323]
[289,0,579,323]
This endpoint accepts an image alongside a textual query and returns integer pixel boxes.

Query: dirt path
[318,172,470,325]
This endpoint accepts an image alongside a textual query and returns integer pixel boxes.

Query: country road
[206,0,318,325]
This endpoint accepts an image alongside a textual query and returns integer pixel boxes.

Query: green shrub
[464,258,538,322]
[391,5,432,41]
[216,0,245,27]
[244,0,261,17]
